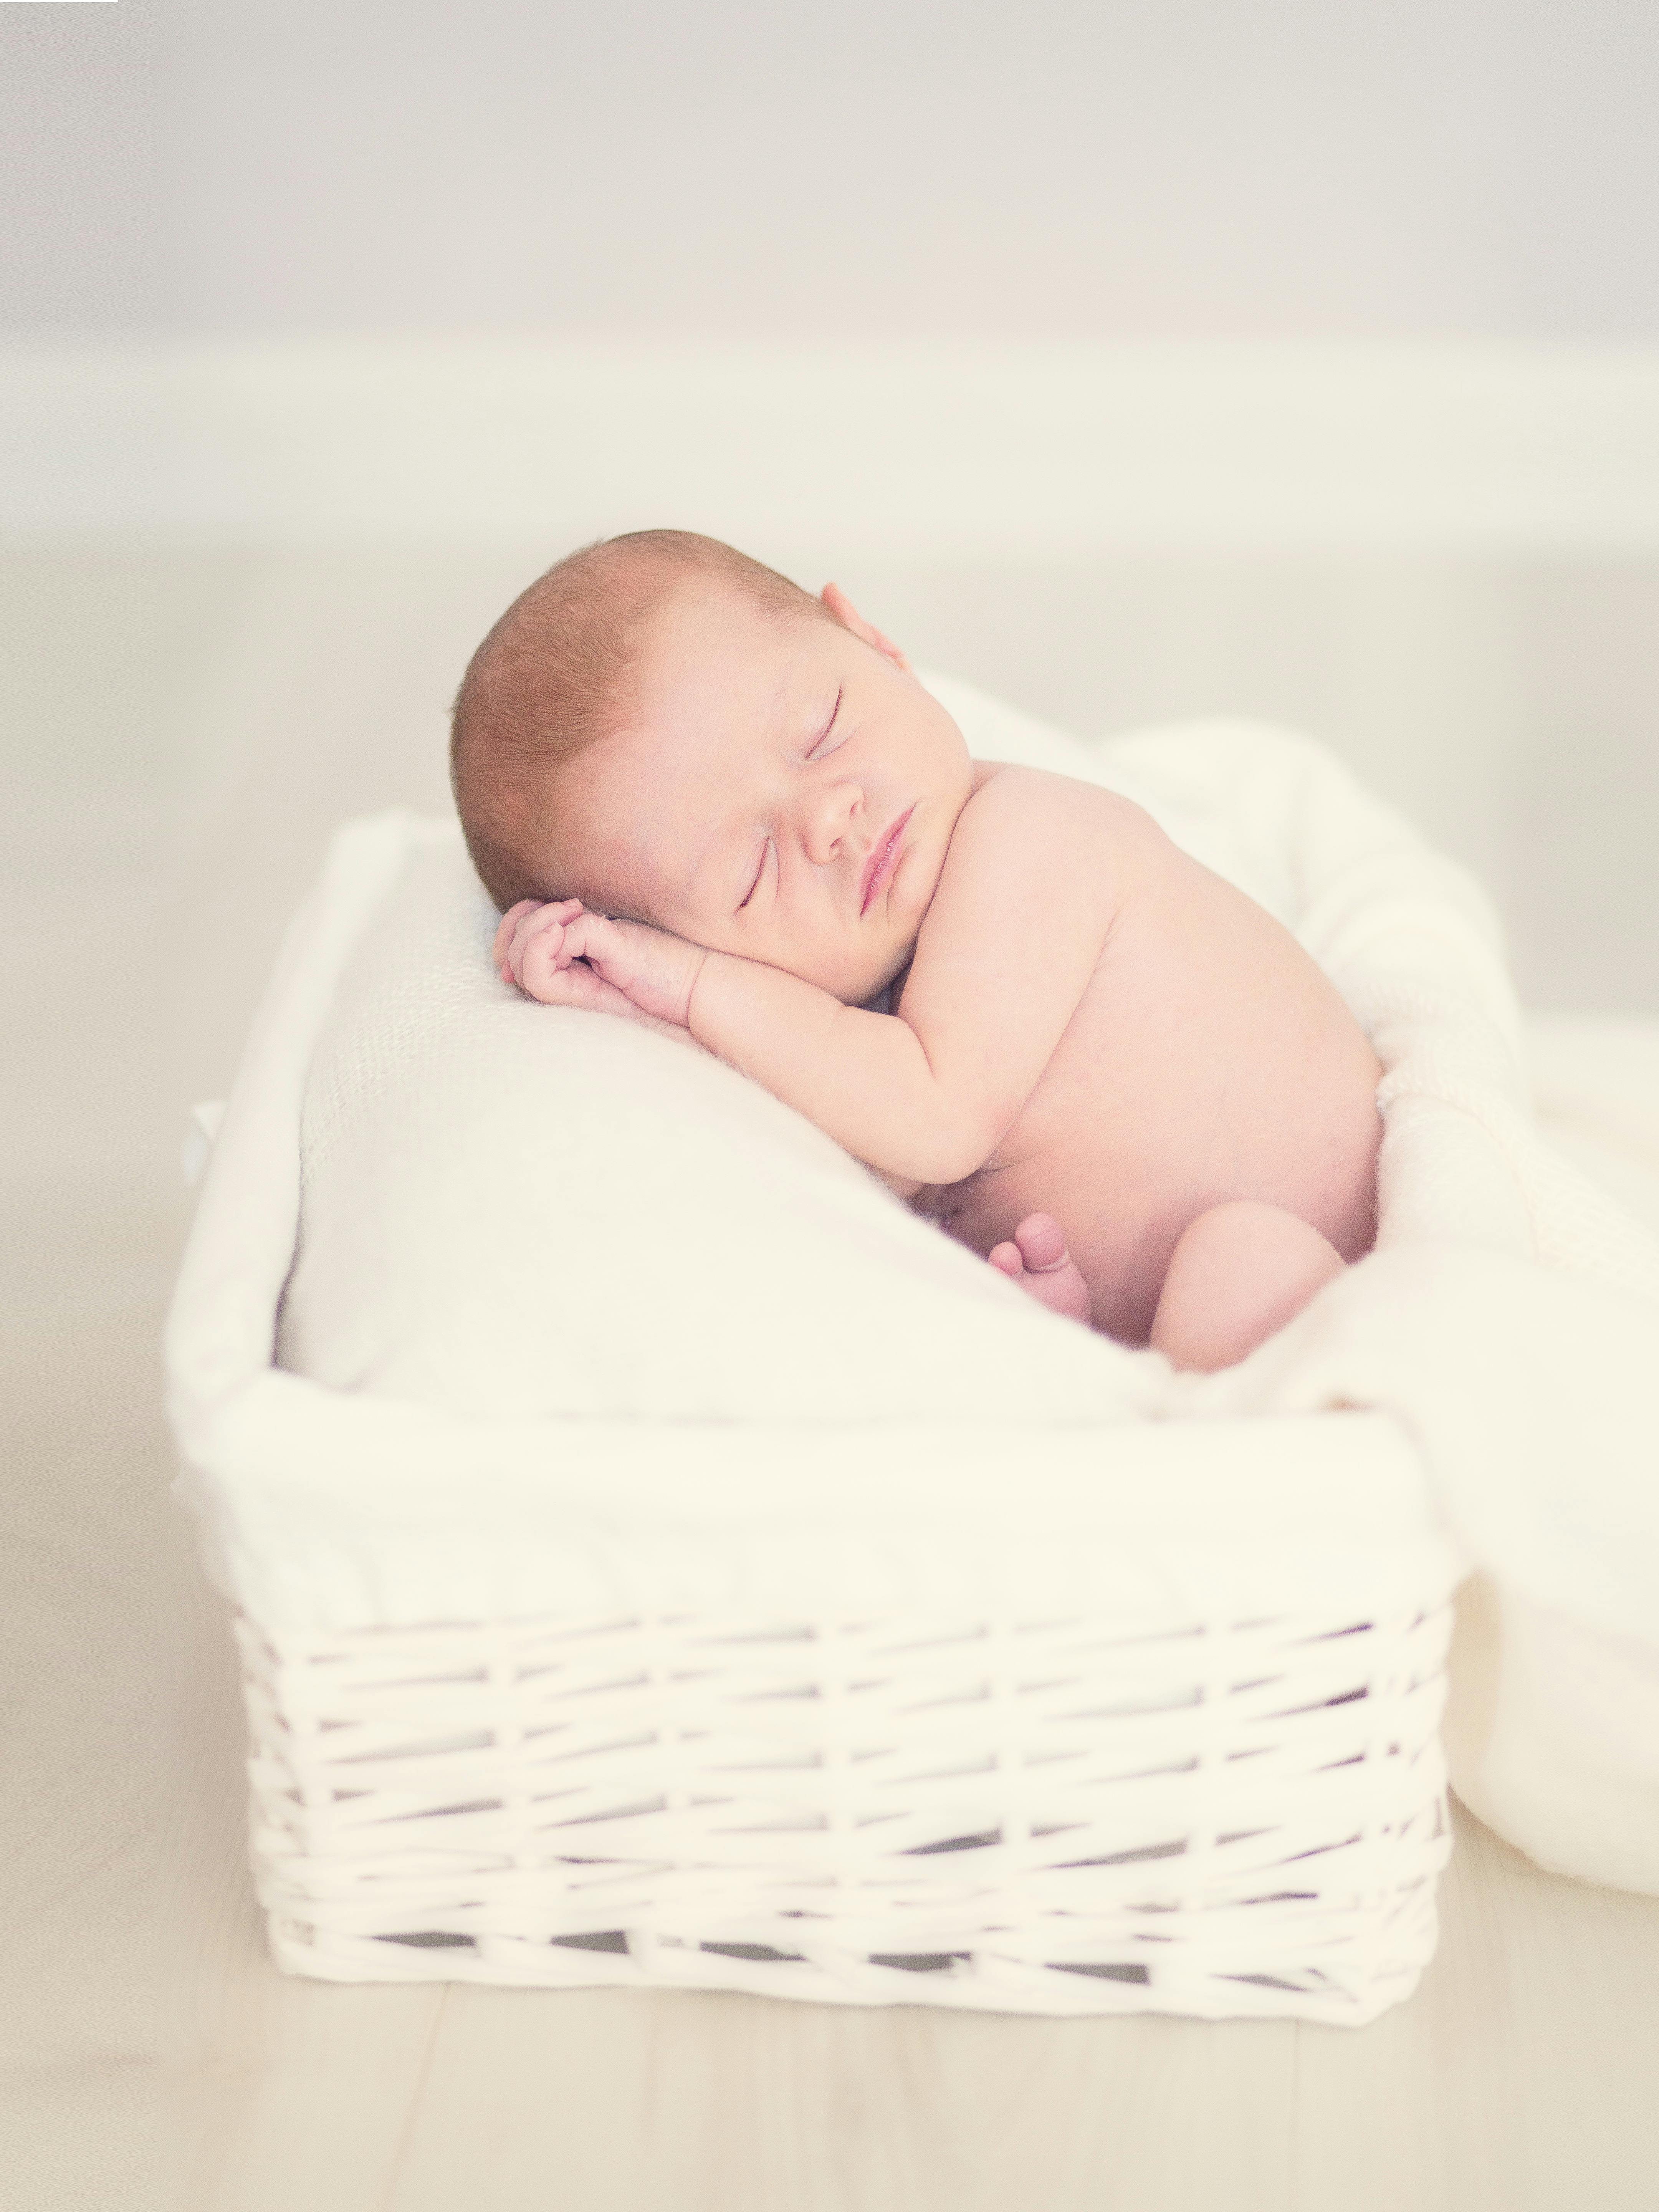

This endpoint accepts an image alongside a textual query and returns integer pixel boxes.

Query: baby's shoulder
[961,760,1158,852]
[923,766,1159,931]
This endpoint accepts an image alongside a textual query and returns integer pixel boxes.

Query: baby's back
[914,787,1383,1344]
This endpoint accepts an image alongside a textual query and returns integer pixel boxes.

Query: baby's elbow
[903,1112,996,1187]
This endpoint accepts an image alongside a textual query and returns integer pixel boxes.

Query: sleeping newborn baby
[451,530,1383,1371]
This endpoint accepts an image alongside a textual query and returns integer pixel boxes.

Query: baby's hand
[494,898,706,1027]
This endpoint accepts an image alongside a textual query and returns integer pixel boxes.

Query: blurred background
[7,4,1659,1159]
[4,7,1659,2202]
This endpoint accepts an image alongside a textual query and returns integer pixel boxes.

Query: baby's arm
[500,771,1133,1184]
[498,772,1128,1181]
[694,774,1128,1179]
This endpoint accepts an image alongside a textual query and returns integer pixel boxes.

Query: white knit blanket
[1110,719,1659,1894]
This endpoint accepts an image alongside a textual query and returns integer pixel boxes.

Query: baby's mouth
[860,806,915,916]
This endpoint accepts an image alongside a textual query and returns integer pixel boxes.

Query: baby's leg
[988,1214,1093,1325]
[1149,1200,1346,1373]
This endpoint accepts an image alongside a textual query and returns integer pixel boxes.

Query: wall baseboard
[4,339,1658,552]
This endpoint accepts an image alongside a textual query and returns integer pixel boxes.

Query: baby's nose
[801,781,862,866]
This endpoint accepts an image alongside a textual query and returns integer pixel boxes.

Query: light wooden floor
[5,546,1659,2209]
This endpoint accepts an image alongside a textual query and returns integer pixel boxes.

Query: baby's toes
[1007,1214,1092,1326]
[987,1241,1024,1278]
[1012,1213,1068,1273]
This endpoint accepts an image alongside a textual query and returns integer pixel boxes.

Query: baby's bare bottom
[989,1200,1345,1372]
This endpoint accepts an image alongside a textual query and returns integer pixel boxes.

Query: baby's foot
[987,1213,1093,1326]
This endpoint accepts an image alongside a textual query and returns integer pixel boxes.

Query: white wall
[3,5,1656,1019]
[5,0,1659,341]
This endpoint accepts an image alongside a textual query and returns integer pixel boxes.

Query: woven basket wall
[239,1594,1452,2024]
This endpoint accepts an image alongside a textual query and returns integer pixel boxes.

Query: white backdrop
[6,0,1659,341]
[2,2,1657,1063]
[3,338,1656,1025]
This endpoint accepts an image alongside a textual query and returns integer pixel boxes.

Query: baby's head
[450,530,973,1004]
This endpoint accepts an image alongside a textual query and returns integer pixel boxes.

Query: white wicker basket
[168,812,1462,2025]
[239,1596,1451,2022]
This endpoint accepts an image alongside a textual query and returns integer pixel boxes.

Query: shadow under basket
[238,1599,1452,2024]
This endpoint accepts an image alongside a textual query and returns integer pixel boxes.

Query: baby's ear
[819,583,911,673]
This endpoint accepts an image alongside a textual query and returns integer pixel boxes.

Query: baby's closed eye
[738,842,772,911]
[806,686,844,761]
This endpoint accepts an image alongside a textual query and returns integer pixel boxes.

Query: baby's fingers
[511,924,560,995]
[516,957,639,1021]
[496,897,582,980]
[505,901,580,985]
[493,900,541,973]
[519,917,588,1000]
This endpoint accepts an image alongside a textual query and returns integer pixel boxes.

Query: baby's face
[551,581,974,1003]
